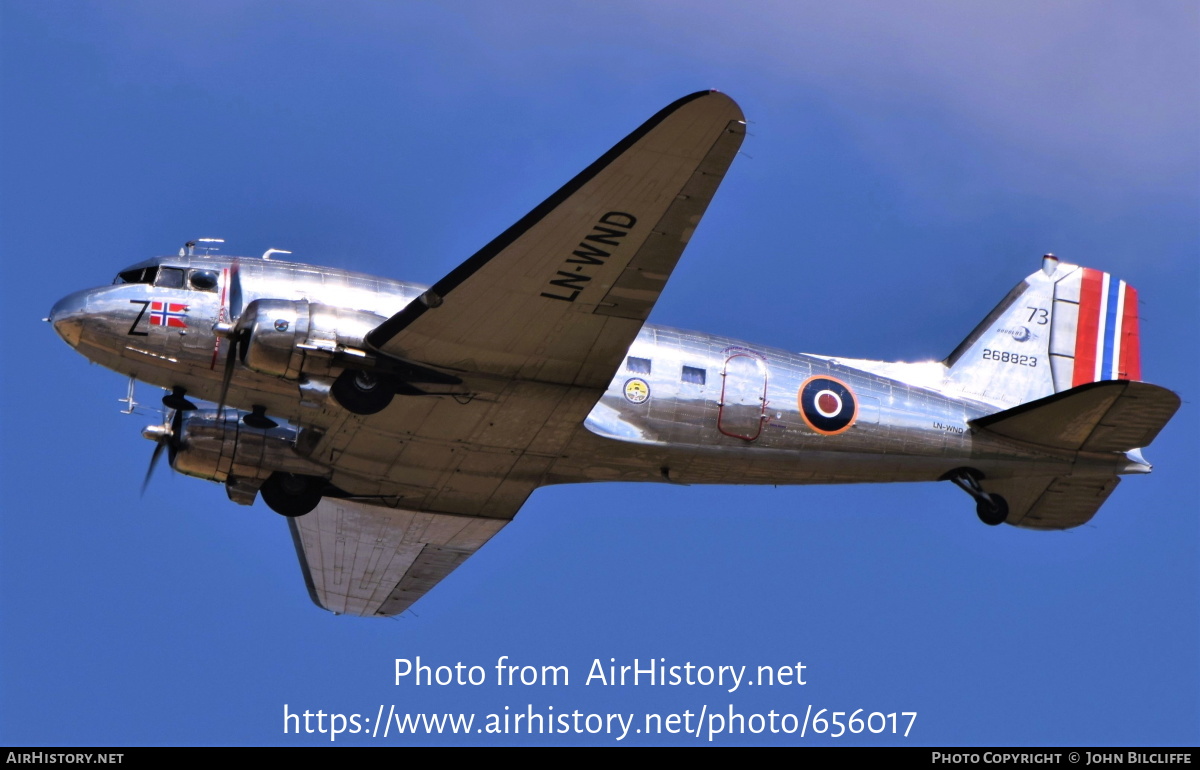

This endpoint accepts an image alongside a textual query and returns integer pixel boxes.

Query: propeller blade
[214,279,251,416]
[169,407,184,464]
[215,332,241,416]
[228,260,243,320]
[141,441,166,497]
[140,408,181,496]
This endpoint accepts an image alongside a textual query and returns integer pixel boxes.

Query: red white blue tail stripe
[1072,269,1140,386]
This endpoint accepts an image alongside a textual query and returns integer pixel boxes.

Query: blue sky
[2,1,1196,746]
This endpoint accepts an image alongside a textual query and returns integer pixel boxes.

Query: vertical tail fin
[943,256,1142,409]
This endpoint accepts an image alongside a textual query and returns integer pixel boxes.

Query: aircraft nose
[48,290,91,348]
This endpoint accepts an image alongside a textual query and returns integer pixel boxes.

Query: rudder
[1050,263,1141,389]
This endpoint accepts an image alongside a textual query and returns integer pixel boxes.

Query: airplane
[47,91,1180,618]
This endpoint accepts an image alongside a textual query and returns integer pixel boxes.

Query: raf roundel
[798,376,858,435]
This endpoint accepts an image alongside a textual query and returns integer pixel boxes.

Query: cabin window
[114,267,158,285]
[681,366,706,385]
[626,356,651,375]
[189,270,219,292]
[155,267,186,288]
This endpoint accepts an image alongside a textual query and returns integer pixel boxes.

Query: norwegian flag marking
[150,300,188,328]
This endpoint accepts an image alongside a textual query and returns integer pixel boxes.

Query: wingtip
[672,90,743,122]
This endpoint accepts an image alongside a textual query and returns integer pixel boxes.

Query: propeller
[215,323,249,416]
[228,259,243,320]
[141,407,184,495]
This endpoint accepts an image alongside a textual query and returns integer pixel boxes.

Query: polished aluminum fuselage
[51,255,1127,498]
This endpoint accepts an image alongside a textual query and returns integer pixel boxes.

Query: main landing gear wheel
[260,472,323,517]
[331,369,395,415]
[975,495,1009,526]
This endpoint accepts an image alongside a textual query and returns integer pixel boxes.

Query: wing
[289,497,509,617]
[301,92,745,513]
[287,94,745,614]
[366,90,746,388]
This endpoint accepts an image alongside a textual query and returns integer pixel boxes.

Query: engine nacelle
[239,299,386,380]
[170,409,330,485]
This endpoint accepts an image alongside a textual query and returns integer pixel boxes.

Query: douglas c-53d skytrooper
[48,92,1180,617]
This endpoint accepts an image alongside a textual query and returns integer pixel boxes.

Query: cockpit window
[189,270,219,292]
[114,267,158,285]
[155,267,186,289]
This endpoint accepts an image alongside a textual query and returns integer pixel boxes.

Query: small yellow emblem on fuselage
[623,377,650,404]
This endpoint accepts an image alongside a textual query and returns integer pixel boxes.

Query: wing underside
[289,498,508,617]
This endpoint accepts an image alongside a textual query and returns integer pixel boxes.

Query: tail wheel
[260,472,323,517]
[975,495,1009,526]
[331,369,395,415]
[945,468,1010,527]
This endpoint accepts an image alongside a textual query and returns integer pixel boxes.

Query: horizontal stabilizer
[983,475,1120,530]
[289,498,508,617]
[971,380,1180,453]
